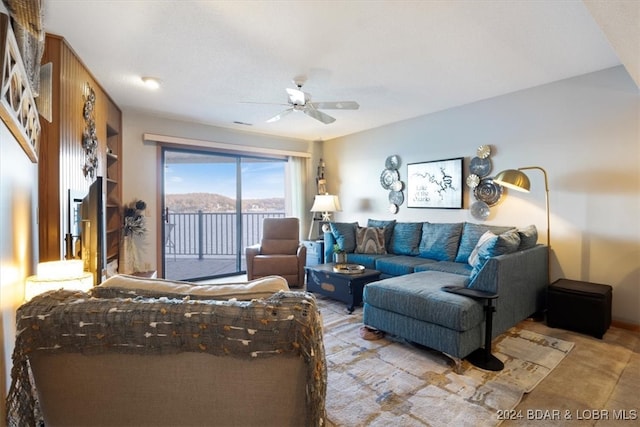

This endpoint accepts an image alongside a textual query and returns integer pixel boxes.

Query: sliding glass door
[162,148,286,281]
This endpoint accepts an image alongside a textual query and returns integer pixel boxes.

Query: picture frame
[407,157,463,208]
[0,14,40,163]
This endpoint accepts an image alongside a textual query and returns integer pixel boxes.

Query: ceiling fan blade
[304,106,335,124]
[310,101,359,110]
[266,108,293,123]
[240,101,290,107]
[286,87,309,105]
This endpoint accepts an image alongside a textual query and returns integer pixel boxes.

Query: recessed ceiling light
[141,76,161,89]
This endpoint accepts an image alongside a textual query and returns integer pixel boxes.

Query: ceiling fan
[259,78,359,124]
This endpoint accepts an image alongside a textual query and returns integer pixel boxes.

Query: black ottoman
[547,279,612,339]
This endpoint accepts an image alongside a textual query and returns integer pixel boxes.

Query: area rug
[317,296,575,427]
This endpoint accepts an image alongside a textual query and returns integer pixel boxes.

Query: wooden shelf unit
[105,120,122,265]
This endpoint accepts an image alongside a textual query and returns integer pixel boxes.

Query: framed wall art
[407,157,463,208]
[0,13,40,163]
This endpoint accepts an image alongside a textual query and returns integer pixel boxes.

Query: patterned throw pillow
[354,227,387,254]
[367,219,396,249]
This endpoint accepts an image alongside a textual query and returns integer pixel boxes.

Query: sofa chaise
[324,220,548,363]
[6,274,327,427]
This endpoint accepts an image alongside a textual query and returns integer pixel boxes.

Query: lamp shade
[310,194,341,213]
[493,169,531,192]
[24,260,94,301]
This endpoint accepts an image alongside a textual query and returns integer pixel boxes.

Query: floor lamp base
[466,348,504,371]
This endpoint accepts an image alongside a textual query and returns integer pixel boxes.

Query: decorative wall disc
[390,180,404,191]
[477,145,491,159]
[380,168,399,189]
[385,155,400,170]
[474,178,503,206]
[469,157,492,177]
[389,190,404,205]
[389,203,398,214]
[466,174,480,189]
[470,201,490,220]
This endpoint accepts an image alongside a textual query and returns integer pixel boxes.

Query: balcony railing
[165,211,286,258]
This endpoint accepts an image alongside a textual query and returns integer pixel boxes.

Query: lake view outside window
[162,148,286,281]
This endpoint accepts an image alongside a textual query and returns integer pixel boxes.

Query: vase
[334,252,347,264]
[120,235,140,274]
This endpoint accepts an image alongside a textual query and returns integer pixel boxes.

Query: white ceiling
[42,0,639,142]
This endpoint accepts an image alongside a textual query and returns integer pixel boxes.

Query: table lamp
[24,260,94,301]
[308,194,341,239]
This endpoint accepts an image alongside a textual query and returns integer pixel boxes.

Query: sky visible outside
[165,159,285,199]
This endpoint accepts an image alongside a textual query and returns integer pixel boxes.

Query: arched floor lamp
[493,166,550,284]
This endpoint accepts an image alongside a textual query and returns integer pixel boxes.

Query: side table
[302,240,324,266]
[547,279,612,338]
[442,285,503,371]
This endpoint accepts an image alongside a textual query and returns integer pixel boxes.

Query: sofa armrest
[469,244,548,336]
[297,244,307,285]
[323,231,337,262]
[245,244,261,279]
[468,244,548,294]
[297,244,307,260]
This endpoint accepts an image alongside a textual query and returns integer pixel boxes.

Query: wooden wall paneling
[59,42,89,255]
[38,35,61,261]
[38,34,122,269]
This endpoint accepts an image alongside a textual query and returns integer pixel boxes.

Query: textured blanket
[6,288,327,427]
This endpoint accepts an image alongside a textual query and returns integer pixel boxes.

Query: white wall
[324,66,639,326]
[0,120,39,421]
[120,111,317,273]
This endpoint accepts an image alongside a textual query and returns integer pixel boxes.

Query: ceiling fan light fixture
[262,77,358,125]
[141,76,161,90]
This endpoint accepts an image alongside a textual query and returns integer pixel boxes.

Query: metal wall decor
[82,83,98,179]
[380,155,404,214]
[468,145,503,220]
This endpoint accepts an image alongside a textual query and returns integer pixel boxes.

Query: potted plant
[333,244,347,264]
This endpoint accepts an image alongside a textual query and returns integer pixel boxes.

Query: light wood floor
[504,320,639,427]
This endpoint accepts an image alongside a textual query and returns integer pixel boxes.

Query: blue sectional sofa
[323,220,548,362]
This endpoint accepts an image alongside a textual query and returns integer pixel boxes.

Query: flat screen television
[80,176,106,285]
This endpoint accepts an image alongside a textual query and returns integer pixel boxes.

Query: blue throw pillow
[418,222,463,261]
[454,222,515,263]
[468,231,498,268]
[518,224,538,250]
[468,229,521,282]
[330,222,358,252]
[367,219,396,249]
[390,222,422,255]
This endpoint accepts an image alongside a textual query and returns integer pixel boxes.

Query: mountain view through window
[163,149,286,280]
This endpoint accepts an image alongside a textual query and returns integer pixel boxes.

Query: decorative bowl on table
[333,264,365,274]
